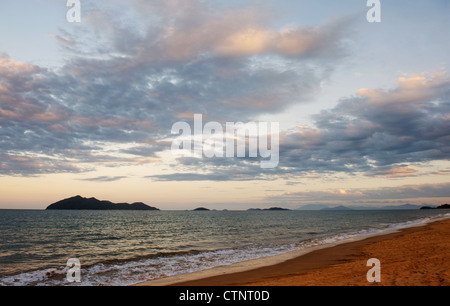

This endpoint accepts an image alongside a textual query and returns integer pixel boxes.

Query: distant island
[421,204,450,210]
[193,207,210,211]
[248,207,290,211]
[46,196,159,211]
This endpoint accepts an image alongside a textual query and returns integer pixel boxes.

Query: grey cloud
[147,173,230,182]
[2,1,447,183]
[161,73,450,181]
[148,169,273,182]
[120,145,162,157]
[1,1,353,175]
[278,76,450,174]
[0,151,81,176]
[79,176,127,182]
[119,0,351,62]
[148,156,279,181]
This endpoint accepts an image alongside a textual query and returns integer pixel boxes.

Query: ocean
[0,209,449,286]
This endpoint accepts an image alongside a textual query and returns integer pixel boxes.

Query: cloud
[214,18,349,58]
[148,173,230,182]
[368,166,418,178]
[0,1,353,176]
[0,57,37,75]
[78,176,127,182]
[155,70,450,181]
[0,0,448,192]
[117,0,350,62]
[279,72,450,175]
[0,151,81,176]
[147,154,279,181]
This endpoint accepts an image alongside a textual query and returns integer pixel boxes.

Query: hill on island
[46,196,159,211]
[193,207,210,211]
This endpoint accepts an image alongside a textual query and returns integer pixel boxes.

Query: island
[420,204,450,210]
[46,195,160,210]
[193,207,210,211]
[248,207,290,211]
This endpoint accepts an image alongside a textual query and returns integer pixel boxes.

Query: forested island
[46,196,159,211]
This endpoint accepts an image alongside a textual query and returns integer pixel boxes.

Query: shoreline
[137,217,450,286]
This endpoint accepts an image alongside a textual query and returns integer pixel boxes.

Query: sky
[0,0,449,210]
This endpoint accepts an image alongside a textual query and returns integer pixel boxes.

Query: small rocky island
[46,195,159,211]
[247,207,290,211]
[193,207,210,211]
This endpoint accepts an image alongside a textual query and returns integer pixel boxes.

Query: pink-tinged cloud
[276,70,450,176]
[371,166,418,178]
[0,57,37,75]
[76,0,349,64]
[356,72,449,109]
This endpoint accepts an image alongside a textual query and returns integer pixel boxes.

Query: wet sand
[138,218,450,286]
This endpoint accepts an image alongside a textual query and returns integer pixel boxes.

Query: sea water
[0,209,449,286]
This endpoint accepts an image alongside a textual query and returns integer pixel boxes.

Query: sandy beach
[138,218,450,286]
